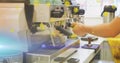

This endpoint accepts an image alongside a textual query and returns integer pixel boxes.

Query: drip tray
[25,39,80,63]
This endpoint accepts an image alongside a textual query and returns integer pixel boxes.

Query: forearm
[84,24,116,37]
[84,17,120,37]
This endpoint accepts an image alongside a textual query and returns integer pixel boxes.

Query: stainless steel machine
[21,4,80,63]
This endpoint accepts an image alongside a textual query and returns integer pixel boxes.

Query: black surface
[50,5,64,18]
[79,9,85,15]
[81,37,98,41]
[67,58,80,63]
[59,50,78,63]
[54,57,66,62]
[24,4,36,33]
[55,26,72,36]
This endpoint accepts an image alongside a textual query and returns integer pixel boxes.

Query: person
[72,15,120,37]
[72,15,120,63]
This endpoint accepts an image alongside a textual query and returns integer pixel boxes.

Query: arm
[73,17,120,37]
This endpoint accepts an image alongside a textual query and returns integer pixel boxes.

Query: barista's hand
[72,23,87,36]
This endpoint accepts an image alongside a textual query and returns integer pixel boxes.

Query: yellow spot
[33,0,39,6]
[34,4,39,6]
[74,8,79,13]
[103,12,109,17]
[70,34,77,38]
[16,5,19,10]
[10,29,14,32]
[112,5,116,9]
[61,21,65,25]
[96,0,101,3]
[65,1,70,7]
[40,23,45,31]
[51,32,56,37]
[46,2,51,7]
[107,38,120,41]
[50,18,55,23]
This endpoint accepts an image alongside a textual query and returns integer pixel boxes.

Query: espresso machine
[62,0,85,23]
[0,0,79,63]
[21,3,80,63]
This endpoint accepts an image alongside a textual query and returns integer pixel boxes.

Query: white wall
[76,0,120,25]
[85,0,102,17]
[77,0,120,17]
[76,0,102,17]
[114,0,120,16]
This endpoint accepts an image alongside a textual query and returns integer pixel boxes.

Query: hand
[72,23,87,36]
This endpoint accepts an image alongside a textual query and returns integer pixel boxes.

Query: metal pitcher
[101,5,117,23]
